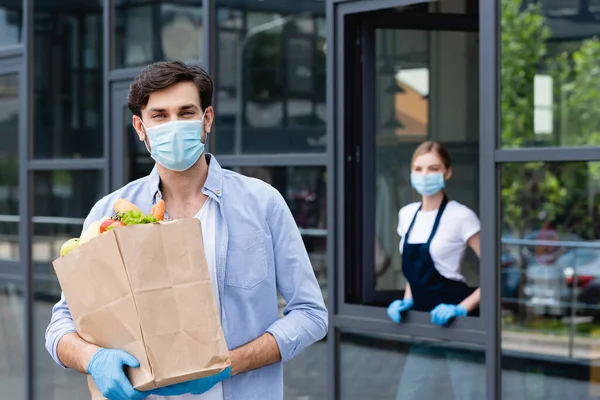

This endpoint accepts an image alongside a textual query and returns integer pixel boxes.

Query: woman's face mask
[141,111,206,172]
[410,172,445,196]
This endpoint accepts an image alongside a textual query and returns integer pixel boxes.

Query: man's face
[132,81,214,143]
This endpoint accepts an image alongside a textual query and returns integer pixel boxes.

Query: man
[45,61,328,400]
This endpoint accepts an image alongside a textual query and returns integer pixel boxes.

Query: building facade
[1,0,600,399]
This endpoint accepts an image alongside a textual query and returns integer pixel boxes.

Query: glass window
[0,0,21,49]
[501,161,600,399]
[214,1,326,154]
[501,0,600,148]
[234,164,328,400]
[114,0,204,69]
[284,336,327,398]
[232,166,328,308]
[0,73,19,261]
[33,170,103,399]
[33,1,103,158]
[352,27,480,307]
[340,330,485,399]
[0,283,25,398]
[122,106,155,183]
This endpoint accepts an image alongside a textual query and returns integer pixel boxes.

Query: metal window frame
[479,0,500,398]
[329,1,498,400]
[358,9,479,308]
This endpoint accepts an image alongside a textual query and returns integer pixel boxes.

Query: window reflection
[214,2,326,154]
[501,161,600,399]
[0,1,21,49]
[0,283,25,399]
[340,330,485,400]
[0,73,19,261]
[33,170,103,399]
[233,166,328,307]
[114,0,204,69]
[33,1,103,158]
[373,29,480,295]
[501,0,600,148]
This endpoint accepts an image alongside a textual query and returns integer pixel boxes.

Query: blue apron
[401,196,478,316]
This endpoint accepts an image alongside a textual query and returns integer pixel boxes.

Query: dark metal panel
[203,0,215,76]
[203,0,216,153]
[213,0,325,14]
[333,315,487,344]
[495,147,600,163]
[109,63,208,83]
[0,261,23,280]
[326,0,337,398]
[28,159,106,171]
[111,86,129,190]
[333,7,347,399]
[339,0,431,15]
[339,302,484,330]
[216,154,327,167]
[108,67,145,82]
[480,0,501,397]
[334,0,346,329]
[103,0,111,193]
[361,11,478,31]
[359,25,379,304]
[21,0,33,397]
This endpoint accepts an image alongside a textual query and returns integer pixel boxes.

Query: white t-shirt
[397,200,480,282]
[150,197,223,400]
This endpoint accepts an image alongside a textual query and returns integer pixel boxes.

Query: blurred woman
[387,141,483,399]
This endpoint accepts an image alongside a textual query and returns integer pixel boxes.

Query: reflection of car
[564,250,600,319]
[520,230,600,316]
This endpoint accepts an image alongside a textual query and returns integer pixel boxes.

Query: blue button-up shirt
[45,154,328,399]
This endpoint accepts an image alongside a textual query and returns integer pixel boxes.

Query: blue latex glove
[87,348,148,400]
[151,367,232,397]
[386,298,414,323]
[430,304,468,326]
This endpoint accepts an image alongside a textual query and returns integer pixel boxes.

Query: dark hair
[127,61,213,118]
[411,141,452,169]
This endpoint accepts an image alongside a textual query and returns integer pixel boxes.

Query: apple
[100,219,115,233]
[60,238,80,257]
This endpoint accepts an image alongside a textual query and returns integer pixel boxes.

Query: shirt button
[216,190,221,195]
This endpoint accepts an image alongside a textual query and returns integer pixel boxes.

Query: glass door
[0,56,26,400]
[330,0,494,399]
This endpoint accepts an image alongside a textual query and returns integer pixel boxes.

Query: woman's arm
[459,232,481,312]
[404,282,412,300]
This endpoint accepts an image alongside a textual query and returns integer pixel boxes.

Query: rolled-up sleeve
[44,202,102,368]
[45,293,77,368]
[265,186,328,363]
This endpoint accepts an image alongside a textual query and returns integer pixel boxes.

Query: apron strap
[404,204,421,240]
[404,194,449,241]
[426,195,449,245]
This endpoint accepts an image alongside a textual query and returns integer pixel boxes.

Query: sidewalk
[502,329,600,360]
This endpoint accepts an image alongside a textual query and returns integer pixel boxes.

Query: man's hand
[150,367,231,396]
[87,348,149,400]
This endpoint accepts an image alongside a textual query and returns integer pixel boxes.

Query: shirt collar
[147,153,223,204]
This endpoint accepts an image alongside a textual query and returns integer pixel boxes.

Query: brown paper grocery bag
[53,218,230,397]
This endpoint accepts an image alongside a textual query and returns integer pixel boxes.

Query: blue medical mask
[410,172,445,196]
[142,113,206,172]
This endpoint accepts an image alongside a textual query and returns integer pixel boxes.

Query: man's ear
[132,115,146,141]
[203,106,214,136]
